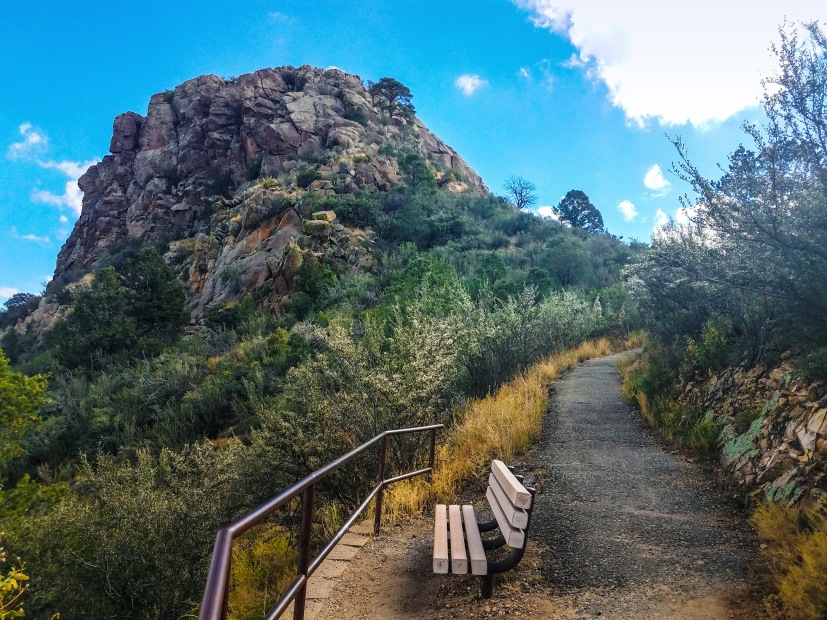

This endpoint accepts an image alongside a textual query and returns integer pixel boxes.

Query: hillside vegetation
[0,68,640,618]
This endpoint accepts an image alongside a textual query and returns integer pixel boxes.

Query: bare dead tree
[503,175,538,210]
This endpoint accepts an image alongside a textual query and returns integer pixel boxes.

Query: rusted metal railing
[198,423,443,620]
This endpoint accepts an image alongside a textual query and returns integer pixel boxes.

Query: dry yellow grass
[384,336,640,521]
[752,502,827,619]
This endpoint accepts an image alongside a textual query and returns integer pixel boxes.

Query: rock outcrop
[52,65,487,317]
[679,365,827,509]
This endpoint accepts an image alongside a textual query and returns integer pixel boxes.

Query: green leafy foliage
[0,534,29,620]
[0,295,41,331]
[368,77,415,116]
[553,190,605,233]
[0,351,47,474]
[49,248,187,372]
[295,167,321,189]
[16,445,251,620]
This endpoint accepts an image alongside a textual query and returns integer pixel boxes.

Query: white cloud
[617,199,638,221]
[518,61,556,89]
[653,208,669,230]
[6,122,47,159]
[59,214,68,223]
[535,59,555,90]
[455,74,488,96]
[0,286,19,302]
[537,205,562,221]
[268,11,291,22]
[513,0,827,126]
[39,159,96,179]
[31,158,97,217]
[32,179,84,216]
[643,164,671,195]
[11,227,50,245]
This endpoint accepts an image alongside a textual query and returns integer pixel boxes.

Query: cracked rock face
[54,66,487,283]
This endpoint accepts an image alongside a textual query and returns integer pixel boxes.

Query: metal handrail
[198,423,443,620]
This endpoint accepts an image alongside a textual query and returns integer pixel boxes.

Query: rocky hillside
[53,65,486,317]
[679,365,827,509]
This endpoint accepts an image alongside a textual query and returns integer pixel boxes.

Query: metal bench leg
[480,574,494,599]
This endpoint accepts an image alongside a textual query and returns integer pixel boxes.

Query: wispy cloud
[11,227,50,245]
[455,74,488,96]
[512,0,819,126]
[6,122,47,160]
[268,11,292,22]
[39,159,95,179]
[517,60,555,90]
[643,164,671,196]
[536,59,555,90]
[617,200,638,221]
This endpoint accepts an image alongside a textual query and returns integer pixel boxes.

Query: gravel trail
[525,352,765,617]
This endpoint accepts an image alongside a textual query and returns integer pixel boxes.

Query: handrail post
[293,483,316,620]
[374,434,387,535]
[428,427,437,482]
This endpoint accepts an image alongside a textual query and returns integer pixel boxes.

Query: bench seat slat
[461,505,488,575]
[433,504,449,573]
[491,459,532,509]
[448,504,468,574]
[485,486,526,549]
[488,473,529,528]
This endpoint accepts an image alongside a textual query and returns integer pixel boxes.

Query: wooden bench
[433,459,536,598]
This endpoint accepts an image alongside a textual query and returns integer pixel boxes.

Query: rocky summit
[53,65,487,317]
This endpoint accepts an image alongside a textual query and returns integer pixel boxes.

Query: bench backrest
[485,459,532,548]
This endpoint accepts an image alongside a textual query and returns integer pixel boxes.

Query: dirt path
[317,353,767,619]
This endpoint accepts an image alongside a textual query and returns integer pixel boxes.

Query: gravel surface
[524,352,766,616]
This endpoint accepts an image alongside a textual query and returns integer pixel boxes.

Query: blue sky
[1,0,824,301]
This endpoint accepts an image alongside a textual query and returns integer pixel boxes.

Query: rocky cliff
[53,65,487,317]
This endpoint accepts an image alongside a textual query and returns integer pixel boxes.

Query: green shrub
[206,295,257,331]
[797,347,827,383]
[343,106,368,125]
[319,194,380,227]
[15,444,250,620]
[733,403,763,435]
[295,167,321,189]
[681,321,731,377]
[689,411,721,458]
